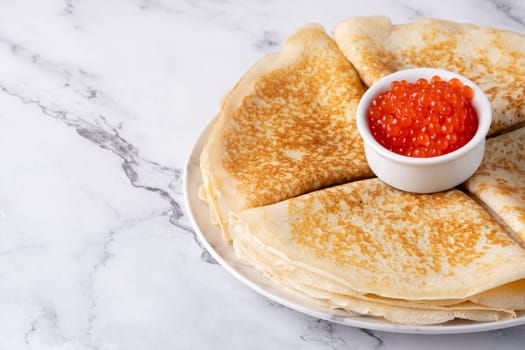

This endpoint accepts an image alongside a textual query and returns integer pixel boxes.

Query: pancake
[296,284,513,325]
[333,16,525,135]
[465,126,525,244]
[229,179,525,301]
[200,24,372,240]
[235,224,521,306]
[234,235,514,325]
[229,179,523,324]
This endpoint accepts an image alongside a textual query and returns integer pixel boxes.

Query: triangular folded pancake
[333,16,525,135]
[201,24,372,240]
[229,179,525,302]
[465,127,525,244]
[235,234,515,325]
[234,225,524,311]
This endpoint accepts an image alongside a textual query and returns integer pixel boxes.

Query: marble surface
[1,0,525,349]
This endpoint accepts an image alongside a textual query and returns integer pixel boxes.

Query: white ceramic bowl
[356,68,492,193]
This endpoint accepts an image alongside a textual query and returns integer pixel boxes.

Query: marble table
[1,0,525,349]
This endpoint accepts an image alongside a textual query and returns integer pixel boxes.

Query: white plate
[183,121,525,334]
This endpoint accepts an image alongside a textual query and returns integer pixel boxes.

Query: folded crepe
[229,179,525,324]
[465,126,525,244]
[333,16,525,135]
[233,224,518,325]
[200,24,372,240]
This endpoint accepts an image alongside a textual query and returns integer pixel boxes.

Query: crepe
[236,242,514,325]
[234,225,521,307]
[235,221,524,324]
[200,24,372,240]
[465,127,525,244]
[333,16,525,135]
[234,237,515,325]
[229,179,525,302]
[229,178,525,323]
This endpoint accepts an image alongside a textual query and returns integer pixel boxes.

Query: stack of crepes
[199,18,525,325]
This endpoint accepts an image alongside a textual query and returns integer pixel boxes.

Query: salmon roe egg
[367,76,478,157]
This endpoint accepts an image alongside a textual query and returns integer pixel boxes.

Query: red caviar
[367,76,478,157]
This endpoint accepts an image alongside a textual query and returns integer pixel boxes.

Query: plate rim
[182,120,525,334]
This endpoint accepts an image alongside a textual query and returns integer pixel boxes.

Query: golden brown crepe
[465,126,525,244]
[229,179,525,302]
[233,223,518,325]
[200,24,372,240]
[333,16,525,135]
